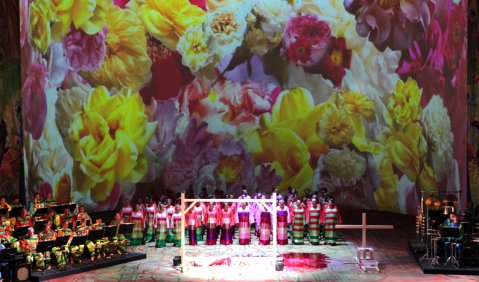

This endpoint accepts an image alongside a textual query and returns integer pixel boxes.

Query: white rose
[421,95,454,181]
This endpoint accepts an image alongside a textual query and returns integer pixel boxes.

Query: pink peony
[345,0,431,51]
[63,27,106,72]
[283,15,331,67]
[22,63,47,140]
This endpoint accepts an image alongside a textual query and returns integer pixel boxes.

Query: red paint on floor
[280,252,330,271]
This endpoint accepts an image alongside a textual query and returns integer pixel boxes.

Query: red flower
[283,15,331,67]
[189,0,206,10]
[113,0,129,8]
[140,36,194,104]
[308,37,352,88]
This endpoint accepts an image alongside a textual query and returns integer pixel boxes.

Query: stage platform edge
[29,252,146,281]
[408,240,479,275]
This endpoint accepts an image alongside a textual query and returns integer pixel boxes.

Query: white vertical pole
[272,193,277,268]
[362,213,366,247]
[181,193,186,273]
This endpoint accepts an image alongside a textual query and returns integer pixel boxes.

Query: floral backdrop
[21,0,468,214]
[1,0,22,198]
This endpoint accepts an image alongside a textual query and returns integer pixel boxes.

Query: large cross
[336,213,394,247]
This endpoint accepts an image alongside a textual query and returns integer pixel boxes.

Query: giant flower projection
[22,0,467,214]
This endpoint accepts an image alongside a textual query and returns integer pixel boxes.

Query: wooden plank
[336,225,394,229]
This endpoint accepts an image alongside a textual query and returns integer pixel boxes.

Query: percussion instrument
[442,194,458,207]
[425,194,442,209]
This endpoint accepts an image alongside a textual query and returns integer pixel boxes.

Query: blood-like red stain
[280,253,329,271]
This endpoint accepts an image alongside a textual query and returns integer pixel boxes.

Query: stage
[29,252,146,281]
[38,211,478,281]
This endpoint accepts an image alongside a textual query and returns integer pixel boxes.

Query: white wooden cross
[336,213,394,272]
[336,212,394,247]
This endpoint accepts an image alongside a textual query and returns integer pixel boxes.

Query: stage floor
[47,211,479,281]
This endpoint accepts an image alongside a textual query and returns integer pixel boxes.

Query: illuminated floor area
[48,212,479,281]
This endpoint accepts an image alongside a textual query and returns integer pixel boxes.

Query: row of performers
[0,215,129,270]
[119,197,342,247]
[0,205,92,233]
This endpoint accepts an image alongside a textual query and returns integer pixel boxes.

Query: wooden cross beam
[336,213,394,247]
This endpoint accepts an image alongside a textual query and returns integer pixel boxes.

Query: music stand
[68,204,77,213]
[34,220,47,234]
[50,205,63,215]
[12,226,29,239]
[441,227,461,269]
[34,207,48,218]
[8,206,23,218]
[71,235,87,246]
[54,236,70,247]
[103,226,117,238]
[36,240,55,270]
[88,229,105,242]
[118,223,134,235]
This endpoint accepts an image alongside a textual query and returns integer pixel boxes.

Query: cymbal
[442,194,458,206]
[425,195,442,208]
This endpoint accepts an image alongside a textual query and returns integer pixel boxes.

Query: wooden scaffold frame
[180,192,278,273]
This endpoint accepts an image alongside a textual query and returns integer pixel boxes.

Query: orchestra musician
[110,213,128,254]
[21,227,38,266]
[15,208,32,228]
[43,193,56,208]
[61,207,74,226]
[37,223,55,269]
[71,218,88,263]
[77,206,91,222]
[443,214,465,261]
[0,196,12,213]
[29,193,43,214]
[44,208,61,230]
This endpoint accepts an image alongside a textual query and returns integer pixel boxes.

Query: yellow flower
[339,91,375,119]
[319,108,354,148]
[29,0,52,54]
[373,154,399,212]
[246,87,333,193]
[383,122,425,182]
[138,0,206,50]
[70,86,157,202]
[418,163,437,194]
[52,0,107,39]
[386,78,422,128]
[247,128,313,192]
[177,25,212,73]
[81,4,152,92]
